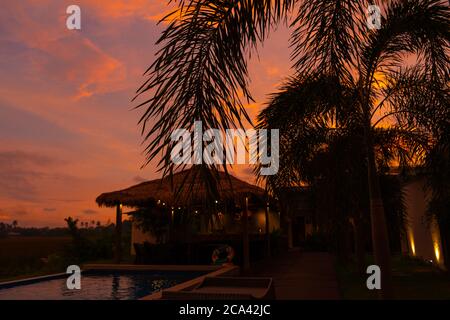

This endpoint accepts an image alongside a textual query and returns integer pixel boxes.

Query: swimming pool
[0,269,207,300]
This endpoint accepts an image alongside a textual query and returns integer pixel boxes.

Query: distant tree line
[0,219,108,238]
[0,217,132,280]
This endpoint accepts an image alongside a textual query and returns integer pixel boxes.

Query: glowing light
[434,242,440,262]
[410,242,416,256]
[409,231,416,256]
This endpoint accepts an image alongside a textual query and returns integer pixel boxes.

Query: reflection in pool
[0,270,206,300]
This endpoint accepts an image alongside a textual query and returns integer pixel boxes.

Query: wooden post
[115,203,122,263]
[242,196,250,271]
[265,201,271,257]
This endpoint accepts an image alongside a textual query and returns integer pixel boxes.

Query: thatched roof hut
[96,169,265,208]
[97,169,267,268]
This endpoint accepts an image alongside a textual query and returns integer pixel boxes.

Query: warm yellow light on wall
[409,231,416,256]
[430,220,443,265]
[410,241,416,256]
[434,242,440,262]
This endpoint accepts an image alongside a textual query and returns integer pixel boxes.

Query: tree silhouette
[257,74,417,273]
[138,0,449,298]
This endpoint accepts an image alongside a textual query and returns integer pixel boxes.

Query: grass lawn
[337,255,450,299]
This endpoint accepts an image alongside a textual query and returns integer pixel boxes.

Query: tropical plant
[257,77,413,272]
[133,207,171,244]
[63,217,117,262]
[138,0,449,298]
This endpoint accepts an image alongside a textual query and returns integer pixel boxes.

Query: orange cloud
[73,39,127,99]
[0,0,295,226]
[2,2,128,99]
[30,35,127,99]
[87,0,174,19]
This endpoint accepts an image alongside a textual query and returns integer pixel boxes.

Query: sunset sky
[0,1,292,226]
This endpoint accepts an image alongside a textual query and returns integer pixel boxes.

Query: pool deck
[142,251,340,300]
[246,250,340,300]
[141,264,239,300]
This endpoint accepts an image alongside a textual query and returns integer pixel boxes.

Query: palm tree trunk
[242,196,250,271]
[354,216,366,276]
[438,218,450,270]
[337,223,351,264]
[366,137,394,299]
[265,202,271,257]
[115,204,123,264]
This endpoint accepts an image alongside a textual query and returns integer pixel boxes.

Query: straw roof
[96,169,265,208]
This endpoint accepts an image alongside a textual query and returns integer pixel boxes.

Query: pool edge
[140,264,240,300]
[0,264,240,299]
[0,273,68,289]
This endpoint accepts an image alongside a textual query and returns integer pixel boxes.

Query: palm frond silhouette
[137,0,449,298]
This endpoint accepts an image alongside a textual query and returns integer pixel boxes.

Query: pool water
[0,270,206,300]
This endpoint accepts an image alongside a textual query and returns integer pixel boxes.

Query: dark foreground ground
[337,255,450,299]
[247,250,340,299]
[3,236,450,299]
[248,249,450,299]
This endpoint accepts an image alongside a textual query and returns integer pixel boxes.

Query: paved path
[247,250,340,300]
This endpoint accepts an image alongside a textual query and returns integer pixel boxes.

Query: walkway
[247,250,340,300]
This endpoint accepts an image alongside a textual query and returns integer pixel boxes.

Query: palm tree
[0,222,6,237]
[290,2,447,298]
[257,74,416,274]
[137,0,449,298]
[65,217,80,238]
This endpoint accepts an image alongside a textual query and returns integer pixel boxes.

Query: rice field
[0,236,71,281]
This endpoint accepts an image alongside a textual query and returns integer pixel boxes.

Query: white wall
[403,178,444,267]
